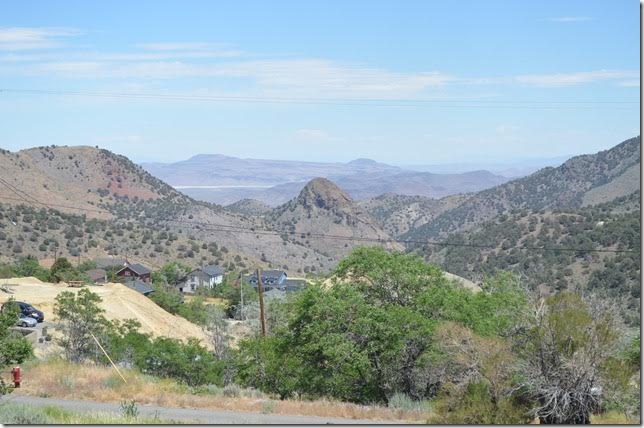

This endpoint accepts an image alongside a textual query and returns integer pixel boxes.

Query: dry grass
[0,403,187,424]
[590,410,639,424]
[10,358,426,422]
[183,295,228,306]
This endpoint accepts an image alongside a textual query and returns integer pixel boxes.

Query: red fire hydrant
[11,365,21,388]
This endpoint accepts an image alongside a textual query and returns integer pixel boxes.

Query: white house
[177,265,225,294]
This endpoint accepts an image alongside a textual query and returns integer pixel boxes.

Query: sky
[0,0,639,165]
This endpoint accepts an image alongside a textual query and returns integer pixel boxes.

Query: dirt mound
[442,272,481,293]
[322,271,481,293]
[4,276,45,285]
[0,278,209,345]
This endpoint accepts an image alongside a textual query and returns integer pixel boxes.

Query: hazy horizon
[136,146,574,176]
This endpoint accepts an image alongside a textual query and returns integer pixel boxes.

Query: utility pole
[239,272,244,321]
[256,268,266,337]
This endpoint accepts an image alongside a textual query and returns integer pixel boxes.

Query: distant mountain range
[402,155,571,178]
[0,136,639,305]
[141,155,511,205]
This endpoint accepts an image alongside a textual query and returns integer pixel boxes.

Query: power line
[0,189,163,268]
[0,178,45,207]
[0,191,638,255]
[0,88,638,110]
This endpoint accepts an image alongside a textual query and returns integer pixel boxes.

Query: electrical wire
[0,88,639,110]
[0,189,638,254]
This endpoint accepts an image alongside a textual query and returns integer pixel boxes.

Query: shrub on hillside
[0,298,34,397]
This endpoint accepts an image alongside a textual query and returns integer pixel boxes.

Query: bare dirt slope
[0,277,208,344]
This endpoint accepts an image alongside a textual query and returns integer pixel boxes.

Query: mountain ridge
[401,136,641,241]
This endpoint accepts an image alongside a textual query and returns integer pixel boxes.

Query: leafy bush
[12,256,49,281]
[431,381,530,424]
[134,337,224,386]
[387,393,431,413]
[0,298,34,371]
[235,247,528,405]
[49,257,86,283]
[54,288,108,362]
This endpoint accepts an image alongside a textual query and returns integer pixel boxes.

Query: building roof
[124,279,154,295]
[248,270,286,281]
[117,263,151,276]
[262,269,287,279]
[201,265,225,277]
[86,268,107,282]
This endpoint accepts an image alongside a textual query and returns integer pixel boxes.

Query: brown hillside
[0,147,371,275]
[269,178,402,264]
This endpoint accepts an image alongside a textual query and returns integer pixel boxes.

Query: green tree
[12,256,49,282]
[54,288,108,362]
[334,247,446,306]
[148,284,184,315]
[151,262,191,286]
[77,260,97,272]
[134,337,223,386]
[235,248,532,406]
[49,257,83,283]
[0,298,34,395]
[236,282,440,403]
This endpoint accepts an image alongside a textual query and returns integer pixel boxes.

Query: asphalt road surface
[1,395,403,424]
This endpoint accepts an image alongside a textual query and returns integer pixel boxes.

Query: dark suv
[14,301,44,322]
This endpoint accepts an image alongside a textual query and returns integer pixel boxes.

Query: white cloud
[137,42,231,51]
[0,27,82,50]
[41,61,103,74]
[1,32,636,98]
[515,70,638,87]
[34,58,455,98]
[549,17,592,22]
[0,49,242,63]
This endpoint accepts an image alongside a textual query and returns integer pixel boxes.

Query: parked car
[17,314,37,328]
[15,301,44,322]
[1,300,44,322]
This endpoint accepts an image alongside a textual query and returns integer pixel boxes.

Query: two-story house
[115,262,152,283]
[177,265,225,294]
[246,269,287,291]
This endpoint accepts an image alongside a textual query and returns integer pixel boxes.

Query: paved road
[2,395,402,424]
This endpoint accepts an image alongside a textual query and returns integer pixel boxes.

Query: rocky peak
[297,177,353,210]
